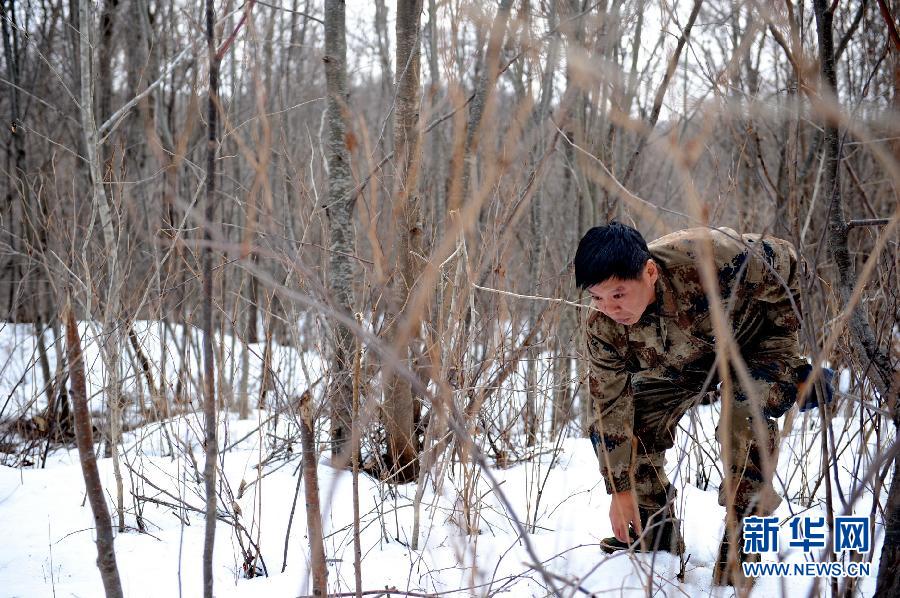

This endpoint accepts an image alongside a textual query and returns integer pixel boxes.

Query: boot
[600,503,685,555]
[712,520,759,588]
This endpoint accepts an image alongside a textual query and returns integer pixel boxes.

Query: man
[574,222,812,586]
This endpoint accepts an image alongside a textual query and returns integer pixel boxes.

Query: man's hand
[609,490,642,542]
[797,366,835,412]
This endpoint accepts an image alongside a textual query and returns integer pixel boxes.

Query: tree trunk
[351,316,363,596]
[425,0,445,232]
[523,0,560,446]
[875,0,900,593]
[202,1,219,595]
[238,267,257,419]
[64,305,124,598]
[300,392,328,595]
[384,0,424,482]
[459,0,513,208]
[96,0,119,133]
[811,2,897,595]
[1,0,35,324]
[323,0,356,461]
[877,442,900,598]
[78,0,126,533]
[562,0,592,434]
[374,0,393,105]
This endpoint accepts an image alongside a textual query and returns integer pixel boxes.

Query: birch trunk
[323,0,355,460]
[78,0,126,533]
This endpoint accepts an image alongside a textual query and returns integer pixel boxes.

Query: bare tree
[374,0,394,105]
[78,0,127,533]
[300,392,327,595]
[1,1,898,596]
[383,0,425,482]
[812,2,898,594]
[64,304,124,598]
[324,0,355,461]
[202,0,220,595]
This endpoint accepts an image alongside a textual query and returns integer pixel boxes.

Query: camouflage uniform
[586,227,807,516]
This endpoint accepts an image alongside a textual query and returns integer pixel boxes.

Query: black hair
[574,222,651,289]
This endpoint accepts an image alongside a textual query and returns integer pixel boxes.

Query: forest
[0,0,898,596]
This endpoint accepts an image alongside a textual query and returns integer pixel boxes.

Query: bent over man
[574,222,809,586]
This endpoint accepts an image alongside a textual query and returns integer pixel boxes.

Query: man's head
[574,222,659,325]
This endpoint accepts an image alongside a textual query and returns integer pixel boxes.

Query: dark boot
[712,520,759,588]
[599,528,639,553]
[600,502,684,555]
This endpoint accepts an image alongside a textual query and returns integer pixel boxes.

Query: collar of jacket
[631,267,675,352]
[652,262,679,318]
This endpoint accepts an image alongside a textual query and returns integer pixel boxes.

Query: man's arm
[586,322,642,541]
[586,327,636,493]
[737,237,809,418]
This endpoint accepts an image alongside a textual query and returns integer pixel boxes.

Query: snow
[0,323,887,597]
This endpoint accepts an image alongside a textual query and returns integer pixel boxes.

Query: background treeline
[0,0,897,594]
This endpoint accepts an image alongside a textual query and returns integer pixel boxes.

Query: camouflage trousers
[626,377,784,517]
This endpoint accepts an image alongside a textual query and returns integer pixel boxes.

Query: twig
[471,283,586,309]
[280,466,304,573]
[253,0,324,24]
[216,0,256,62]
[875,0,900,51]
[297,591,437,598]
[847,218,891,228]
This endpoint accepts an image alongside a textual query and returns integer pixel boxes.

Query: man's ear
[645,259,658,283]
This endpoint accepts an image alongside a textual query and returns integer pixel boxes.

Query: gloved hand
[796,364,835,412]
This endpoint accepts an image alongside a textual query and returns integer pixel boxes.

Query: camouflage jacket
[586,227,807,493]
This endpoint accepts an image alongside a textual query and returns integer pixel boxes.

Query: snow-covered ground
[0,322,886,597]
[0,409,884,597]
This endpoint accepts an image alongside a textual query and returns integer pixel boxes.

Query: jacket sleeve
[586,323,636,493]
[735,237,808,418]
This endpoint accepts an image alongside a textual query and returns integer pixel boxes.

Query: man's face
[587,260,658,326]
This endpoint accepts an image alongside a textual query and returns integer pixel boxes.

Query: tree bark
[238,266,257,419]
[64,305,124,598]
[561,0,592,434]
[384,0,424,482]
[811,2,897,595]
[300,392,328,596]
[96,0,119,131]
[78,0,126,533]
[1,0,34,323]
[874,0,900,593]
[458,0,513,208]
[374,0,393,102]
[202,1,219,595]
[425,0,445,230]
[524,0,560,446]
[351,315,363,596]
[323,0,356,460]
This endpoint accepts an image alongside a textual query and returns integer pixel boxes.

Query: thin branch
[472,283,586,309]
[835,0,868,61]
[254,0,324,24]
[847,218,891,227]
[98,43,196,140]
[620,0,705,188]
[875,0,900,50]
[216,0,256,62]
